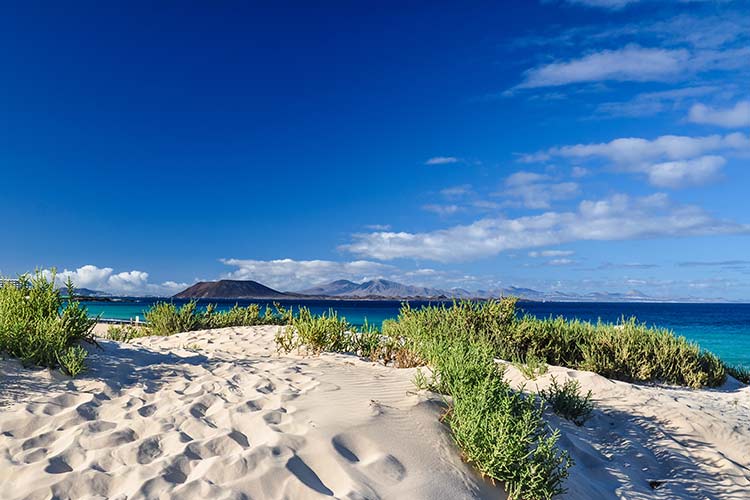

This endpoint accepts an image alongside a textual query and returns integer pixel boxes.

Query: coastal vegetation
[0,272,96,376]
[275,298,739,499]
[143,300,290,336]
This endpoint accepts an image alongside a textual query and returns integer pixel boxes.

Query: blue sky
[2,1,750,299]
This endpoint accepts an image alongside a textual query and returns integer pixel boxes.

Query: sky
[2,0,750,300]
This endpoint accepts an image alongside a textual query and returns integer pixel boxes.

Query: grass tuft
[513,354,549,380]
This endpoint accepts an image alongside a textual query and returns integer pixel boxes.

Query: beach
[1,325,748,499]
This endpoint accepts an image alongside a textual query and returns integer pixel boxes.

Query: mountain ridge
[170,279,733,303]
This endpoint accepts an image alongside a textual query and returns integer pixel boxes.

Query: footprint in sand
[331,433,406,483]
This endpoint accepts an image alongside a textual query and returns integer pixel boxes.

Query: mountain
[299,279,364,297]
[57,286,110,297]
[174,280,290,299]
[300,279,446,298]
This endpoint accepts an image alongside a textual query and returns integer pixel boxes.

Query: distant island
[173,280,294,299]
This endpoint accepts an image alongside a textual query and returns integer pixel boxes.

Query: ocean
[82,298,750,368]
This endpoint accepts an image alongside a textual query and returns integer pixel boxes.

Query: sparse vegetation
[0,271,96,376]
[143,300,290,336]
[539,377,594,426]
[513,354,549,380]
[726,364,750,384]
[104,324,146,343]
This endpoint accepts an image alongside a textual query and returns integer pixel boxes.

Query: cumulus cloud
[220,258,397,291]
[524,132,749,188]
[502,171,579,209]
[341,193,749,262]
[44,265,187,296]
[689,100,750,128]
[425,156,460,165]
[647,155,725,188]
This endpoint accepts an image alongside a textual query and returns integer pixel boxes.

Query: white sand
[0,326,499,500]
[502,363,750,499]
[0,325,748,499]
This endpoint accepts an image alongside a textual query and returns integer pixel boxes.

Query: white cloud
[513,43,750,90]
[571,166,589,178]
[596,85,721,118]
[422,204,462,215]
[564,0,639,9]
[516,45,690,89]
[440,184,473,198]
[529,250,575,258]
[647,155,725,188]
[547,258,575,266]
[107,271,149,292]
[548,133,749,163]
[341,193,749,262]
[689,100,750,128]
[220,258,397,291]
[502,171,579,209]
[524,132,749,188]
[365,224,391,231]
[425,156,459,165]
[44,264,187,296]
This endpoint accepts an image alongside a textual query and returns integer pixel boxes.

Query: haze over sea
[85,299,750,368]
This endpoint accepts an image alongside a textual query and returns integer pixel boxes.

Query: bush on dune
[143,300,290,336]
[0,272,96,376]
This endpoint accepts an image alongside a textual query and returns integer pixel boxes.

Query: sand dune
[0,326,499,499]
[1,325,749,499]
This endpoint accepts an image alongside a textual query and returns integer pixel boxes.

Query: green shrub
[144,301,289,336]
[449,357,571,499]
[539,377,594,426]
[577,318,725,388]
[385,300,726,388]
[276,307,352,354]
[0,272,96,376]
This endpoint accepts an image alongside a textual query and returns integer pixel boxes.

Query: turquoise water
[83,299,750,368]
